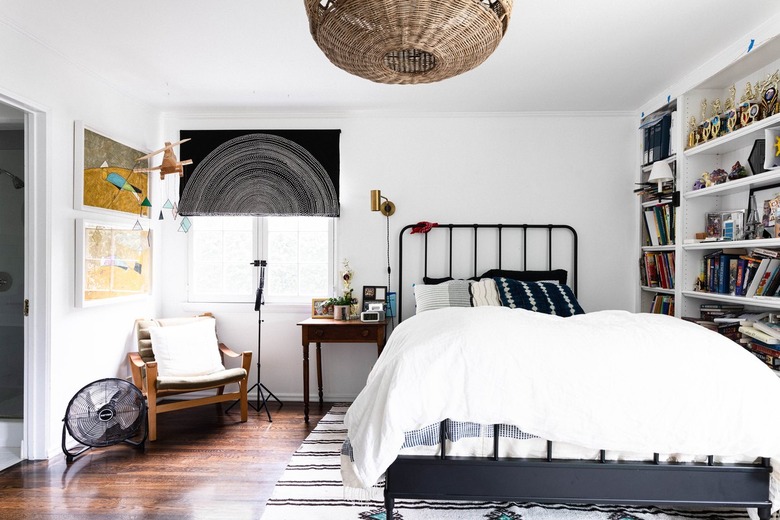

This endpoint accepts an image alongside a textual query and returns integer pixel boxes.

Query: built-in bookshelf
[637,35,780,318]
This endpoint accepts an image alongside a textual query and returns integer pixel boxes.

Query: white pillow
[149,318,225,377]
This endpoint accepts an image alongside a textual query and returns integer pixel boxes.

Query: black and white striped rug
[262,405,750,520]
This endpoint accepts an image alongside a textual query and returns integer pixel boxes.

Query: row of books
[640,251,675,289]
[642,203,675,246]
[649,294,674,315]
[737,313,780,375]
[698,248,780,298]
[684,303,744,342]
[641,111,673,166]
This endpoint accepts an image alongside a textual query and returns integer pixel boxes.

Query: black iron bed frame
[385,223,772,519]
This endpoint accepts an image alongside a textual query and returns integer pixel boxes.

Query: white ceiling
[2,1,780,114]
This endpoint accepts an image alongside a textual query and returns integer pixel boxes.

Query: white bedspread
[343,307,780,512]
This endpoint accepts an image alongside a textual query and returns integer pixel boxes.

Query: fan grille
[64,378,146,448]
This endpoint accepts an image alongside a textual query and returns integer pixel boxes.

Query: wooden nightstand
[297,318,387,422]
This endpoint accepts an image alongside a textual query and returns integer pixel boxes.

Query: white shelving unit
[640,35,780,318]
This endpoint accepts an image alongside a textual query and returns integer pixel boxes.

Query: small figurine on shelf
[761,71,778,119]
[727,161,748,181]
[745,194,762,240]
[699,99,711,142]
[692,171,711,190]
[739,81,757,127]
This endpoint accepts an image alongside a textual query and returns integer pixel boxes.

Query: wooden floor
[0,400,330,519]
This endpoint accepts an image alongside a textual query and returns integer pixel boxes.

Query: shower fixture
[1,168,24,189]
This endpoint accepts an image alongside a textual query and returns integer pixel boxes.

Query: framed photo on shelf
[362,285,387,311]
[720,209,745,241]
[73,121,152,219]
[705,213,722,239]
[75,218,152,307]
[311,298,333,319]
[749,182,780,238]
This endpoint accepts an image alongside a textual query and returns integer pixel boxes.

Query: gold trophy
[700,98,711,142]
[740,82,755,127]
[761,70,778,118]
[725,85,737,132]
[710,98,722,138]
[688,116,697,149]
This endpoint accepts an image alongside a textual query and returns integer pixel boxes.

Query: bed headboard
[397,223,578,321]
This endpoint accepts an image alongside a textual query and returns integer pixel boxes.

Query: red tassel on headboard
[411,221,438,234]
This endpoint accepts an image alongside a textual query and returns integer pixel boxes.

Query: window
[188,216,334,304]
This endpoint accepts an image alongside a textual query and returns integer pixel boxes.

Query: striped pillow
[469,279,502,307]
[414,280,472,313]
[494,278,584,317]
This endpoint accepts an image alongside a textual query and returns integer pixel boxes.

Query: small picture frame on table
[362,285,387,312]
[311,298,333,319]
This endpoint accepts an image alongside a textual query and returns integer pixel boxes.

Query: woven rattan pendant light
[305,0,513,85]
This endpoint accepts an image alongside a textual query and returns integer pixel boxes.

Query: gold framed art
[74,121,151,218]
[75,218,152,307]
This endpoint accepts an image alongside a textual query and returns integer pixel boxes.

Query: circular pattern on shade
[305,0,513,85]
[178,133,339,217]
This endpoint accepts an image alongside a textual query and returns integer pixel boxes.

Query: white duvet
[343,307,780,512]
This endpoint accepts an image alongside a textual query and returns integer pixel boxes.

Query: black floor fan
[228,259,282,421]
[62,378,147,463]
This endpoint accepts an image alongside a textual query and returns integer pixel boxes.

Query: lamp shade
[648,161,674,190]
[305,0,513,85]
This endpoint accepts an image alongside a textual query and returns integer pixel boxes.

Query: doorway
[0,103,24,470]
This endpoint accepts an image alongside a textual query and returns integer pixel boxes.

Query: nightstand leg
[303,342,310,423]
[316,342,323,407]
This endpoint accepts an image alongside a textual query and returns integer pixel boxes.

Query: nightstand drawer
[308,324,378,342]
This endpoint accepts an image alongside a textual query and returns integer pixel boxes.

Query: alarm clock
[360,310,385,322]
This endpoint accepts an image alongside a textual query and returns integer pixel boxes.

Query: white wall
[0,24,161,456]
[161,112,637,402]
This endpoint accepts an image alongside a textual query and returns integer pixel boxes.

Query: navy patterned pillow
[494,277,584,317]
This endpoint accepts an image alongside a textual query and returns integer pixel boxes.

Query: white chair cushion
[149,318,226,377]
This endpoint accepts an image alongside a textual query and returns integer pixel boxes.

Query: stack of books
[738,313,780,374]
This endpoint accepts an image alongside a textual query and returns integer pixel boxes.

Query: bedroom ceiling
[2,1,780,114]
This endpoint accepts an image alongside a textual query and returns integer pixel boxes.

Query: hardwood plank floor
[0,401,331,519]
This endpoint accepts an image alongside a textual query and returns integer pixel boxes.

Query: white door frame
[0,88,50,460]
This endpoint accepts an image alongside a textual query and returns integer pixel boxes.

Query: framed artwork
[75,218,153,307]
[362,285,387,311]
[74,121,152,218]
[749,182,780,237]
[311,298,333,318]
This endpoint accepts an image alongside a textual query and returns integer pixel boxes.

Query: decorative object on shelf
[749,182,780,238]
[340,259,359,317]
[692,171,710,190]
[749,139,768,175]
[304,0,512,85]
[648,160,674,193]
[709,168,728,185]
[746,193,762,240]
[727,161,748,181]
[699,99,711,142]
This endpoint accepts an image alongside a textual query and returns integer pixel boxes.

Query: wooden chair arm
[127,352,145,390]
[219,343,253,374]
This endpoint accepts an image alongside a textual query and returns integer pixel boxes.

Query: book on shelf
[751,248,780,259]
[743,342,780,368]
[650,294,674,315]
[738,325,780,344]
[641,251,674,289]
[752,320,780,340]
[642,203,674,246]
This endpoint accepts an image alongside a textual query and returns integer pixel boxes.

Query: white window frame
[187,216,336,304]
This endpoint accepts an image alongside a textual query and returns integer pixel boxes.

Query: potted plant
[327,290,357,320]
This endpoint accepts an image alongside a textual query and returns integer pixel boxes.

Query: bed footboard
[384,450,772,519]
